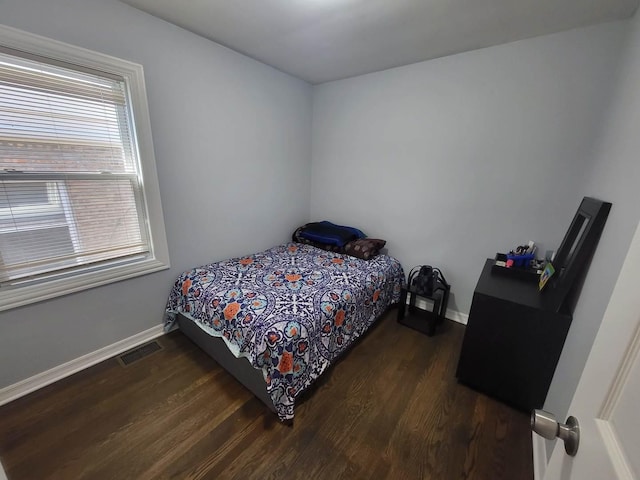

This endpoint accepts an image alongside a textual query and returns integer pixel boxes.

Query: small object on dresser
[539,262,555,291]
[492,252,540,282]
[495,252,508,267]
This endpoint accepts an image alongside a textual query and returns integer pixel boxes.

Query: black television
[543,196,611,313]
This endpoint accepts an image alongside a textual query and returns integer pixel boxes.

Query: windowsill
[0,256,169,312]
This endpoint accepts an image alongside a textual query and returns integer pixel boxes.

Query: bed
[165,242,405,421]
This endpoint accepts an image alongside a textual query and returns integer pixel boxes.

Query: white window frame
[0,24,170,311]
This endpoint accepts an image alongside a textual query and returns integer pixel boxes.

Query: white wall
[544,11,640,451]
[0,0,312,388]
[310,22,627,314]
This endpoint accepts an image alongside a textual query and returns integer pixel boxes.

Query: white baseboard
[0,298,468,409]
[532,431,547,480]
[445,308,468,325]
[0,324,165,407]
[410,296,468,325]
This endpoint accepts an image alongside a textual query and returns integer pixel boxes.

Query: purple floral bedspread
[165,242,405,421]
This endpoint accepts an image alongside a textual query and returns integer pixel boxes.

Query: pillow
[344,238,386,260]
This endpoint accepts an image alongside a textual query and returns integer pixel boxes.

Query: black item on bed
[297,221,365,247]
[292,222,387,260]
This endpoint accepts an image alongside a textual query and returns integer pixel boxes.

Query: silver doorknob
[531,409,580,456]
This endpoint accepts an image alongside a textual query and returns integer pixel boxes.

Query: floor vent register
[118,340,163,367]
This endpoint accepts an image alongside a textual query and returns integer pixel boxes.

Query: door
[544,220,640,479]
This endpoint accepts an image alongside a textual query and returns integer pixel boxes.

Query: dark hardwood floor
[0,311,533,480]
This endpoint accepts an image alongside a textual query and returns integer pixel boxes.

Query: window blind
[0,49,150,283]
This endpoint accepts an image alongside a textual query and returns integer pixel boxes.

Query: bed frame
[177,313,277,412]
[177,306,397,416]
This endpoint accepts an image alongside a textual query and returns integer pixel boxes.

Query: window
[0,25,169,311]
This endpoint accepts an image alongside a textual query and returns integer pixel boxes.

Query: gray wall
[544,10,640,452]
[0,0,313,387]
[310,22,627,315]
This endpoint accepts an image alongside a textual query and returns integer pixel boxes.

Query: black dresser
[455,259,573,411]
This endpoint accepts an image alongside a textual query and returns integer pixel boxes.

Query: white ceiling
[120,0,638,84]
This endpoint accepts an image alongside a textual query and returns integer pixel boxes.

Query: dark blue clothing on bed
[298,221,366,247]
